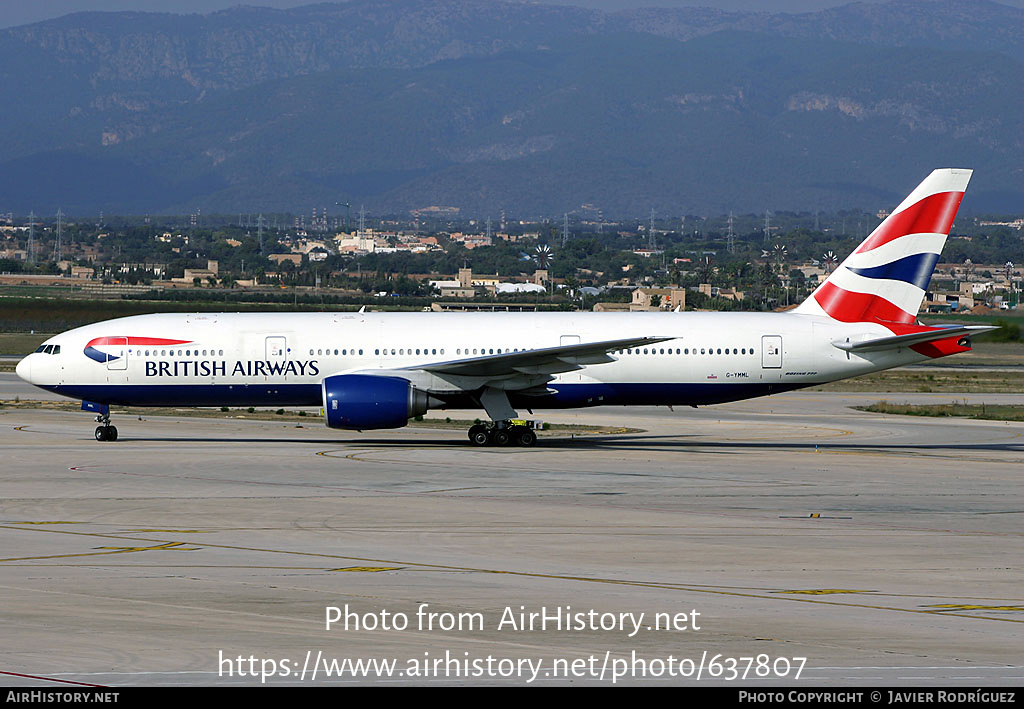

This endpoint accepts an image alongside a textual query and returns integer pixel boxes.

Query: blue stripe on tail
[846,252,939,291]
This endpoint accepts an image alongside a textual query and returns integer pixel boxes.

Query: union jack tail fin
[795,168,972,324]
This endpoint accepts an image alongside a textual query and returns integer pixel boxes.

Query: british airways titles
[144,358,321,378]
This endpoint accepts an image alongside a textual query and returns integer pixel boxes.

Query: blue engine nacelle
[321,374,432,430]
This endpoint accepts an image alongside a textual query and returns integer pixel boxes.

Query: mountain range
[0,0,1021,216]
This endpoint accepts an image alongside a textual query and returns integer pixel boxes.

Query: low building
[335,235,378,253]
[592,302,631,312]
[696,283,744,302]
[268,253,302,266]
[429,279,461,290]
[923,289,974,313]
[438,287,477,299]
[495,282,545,295]
[631,288,686,311]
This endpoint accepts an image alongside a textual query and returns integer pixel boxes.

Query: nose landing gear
[95,424,118,441]
[94,412,118,441]
[89,405,118,442]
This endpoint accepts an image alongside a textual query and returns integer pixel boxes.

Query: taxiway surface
[1,379,1022,686]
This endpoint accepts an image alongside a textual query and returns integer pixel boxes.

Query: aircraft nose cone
[15,356,31,383]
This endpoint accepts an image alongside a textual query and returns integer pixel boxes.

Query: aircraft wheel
[95,426,108,441]
[108,426,118,441]
[468,424,488,444]
[492,429,510,446]
[516,429,537,447]
[470,428,490,447]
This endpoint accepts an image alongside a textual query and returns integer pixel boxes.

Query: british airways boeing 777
[16,169,992,444]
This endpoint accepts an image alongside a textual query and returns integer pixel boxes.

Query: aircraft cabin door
[106,337,127,370]
[761,335,782,369]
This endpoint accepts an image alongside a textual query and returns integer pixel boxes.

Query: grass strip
[855,399,1024,422]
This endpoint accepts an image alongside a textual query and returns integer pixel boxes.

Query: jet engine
[321,374,433,430]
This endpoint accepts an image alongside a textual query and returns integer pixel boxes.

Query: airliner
[16,169,993,444]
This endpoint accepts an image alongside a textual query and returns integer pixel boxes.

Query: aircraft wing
[404,336,673,378]
[832,325,997,352]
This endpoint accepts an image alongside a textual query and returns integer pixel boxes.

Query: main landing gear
[94,413,118,442]
[468,419,537,447]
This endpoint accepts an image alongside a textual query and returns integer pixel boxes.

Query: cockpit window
[52,345,60,354]
[34,344,60,354]
[34,345,46,353]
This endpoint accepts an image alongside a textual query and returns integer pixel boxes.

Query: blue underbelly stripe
[39,381,808,408]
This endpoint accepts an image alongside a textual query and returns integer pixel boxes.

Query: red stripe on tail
[813,281,916,324]
[855,191,964,254]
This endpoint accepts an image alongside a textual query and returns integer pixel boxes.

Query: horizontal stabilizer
[832,325,997,352]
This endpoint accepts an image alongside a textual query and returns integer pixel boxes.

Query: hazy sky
[9,0,1022,31]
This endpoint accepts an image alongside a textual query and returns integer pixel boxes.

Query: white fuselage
[17,310,928,411]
